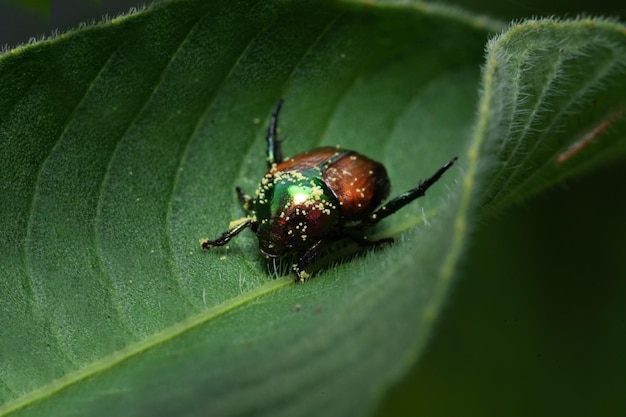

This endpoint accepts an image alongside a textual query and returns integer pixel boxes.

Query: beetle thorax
[253,168,340,258]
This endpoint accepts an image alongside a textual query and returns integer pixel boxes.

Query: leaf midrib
[0,277,291,416]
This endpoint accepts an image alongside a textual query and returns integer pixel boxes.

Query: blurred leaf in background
[0,0,49,47]
[377,2,626,417]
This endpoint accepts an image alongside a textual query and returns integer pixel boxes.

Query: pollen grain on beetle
[229,216,256,229]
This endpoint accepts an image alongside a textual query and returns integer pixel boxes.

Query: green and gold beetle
[201,100,457,282]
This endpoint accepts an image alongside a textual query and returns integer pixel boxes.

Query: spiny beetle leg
[236,186,253,211]
[291,234,392,283]
[367,157,458,225]
[349,234,394,248]
[292,238,327,283]
[201,219,254,249]
[266,99,284,167]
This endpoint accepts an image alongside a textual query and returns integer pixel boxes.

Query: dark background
[2,1,625,416]
[2,1,625,50]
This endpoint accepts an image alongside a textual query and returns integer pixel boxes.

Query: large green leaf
[0,1,624,416]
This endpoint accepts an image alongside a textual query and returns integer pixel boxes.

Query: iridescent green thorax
[254,167,340,257]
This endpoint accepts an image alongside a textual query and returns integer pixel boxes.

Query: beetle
[201,100,457,282]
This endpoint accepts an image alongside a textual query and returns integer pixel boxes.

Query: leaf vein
[497,44,623,205]
[22,43,127,365]
[93,12,213,335]
[486,50,565,203]
[166,11,288,300]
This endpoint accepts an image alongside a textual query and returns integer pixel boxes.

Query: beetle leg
[235,186,253,211]
[349,234,394,248]
[292,238,327,283]
[266,99,284,167]
[366,157,458,225]
[201,218,254,249]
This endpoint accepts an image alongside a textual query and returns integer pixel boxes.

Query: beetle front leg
[266,99,284,167]
[292,239,327,283]
[366,157,458,225]
[201,218,254,249]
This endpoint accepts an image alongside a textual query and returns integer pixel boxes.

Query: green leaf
[475,18,626,211]
[1,1,624,417]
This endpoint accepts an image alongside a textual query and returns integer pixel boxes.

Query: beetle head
[254,173,339,258]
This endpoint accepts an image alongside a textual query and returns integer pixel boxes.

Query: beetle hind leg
[349,234,394,248]
[367,157,458,225]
